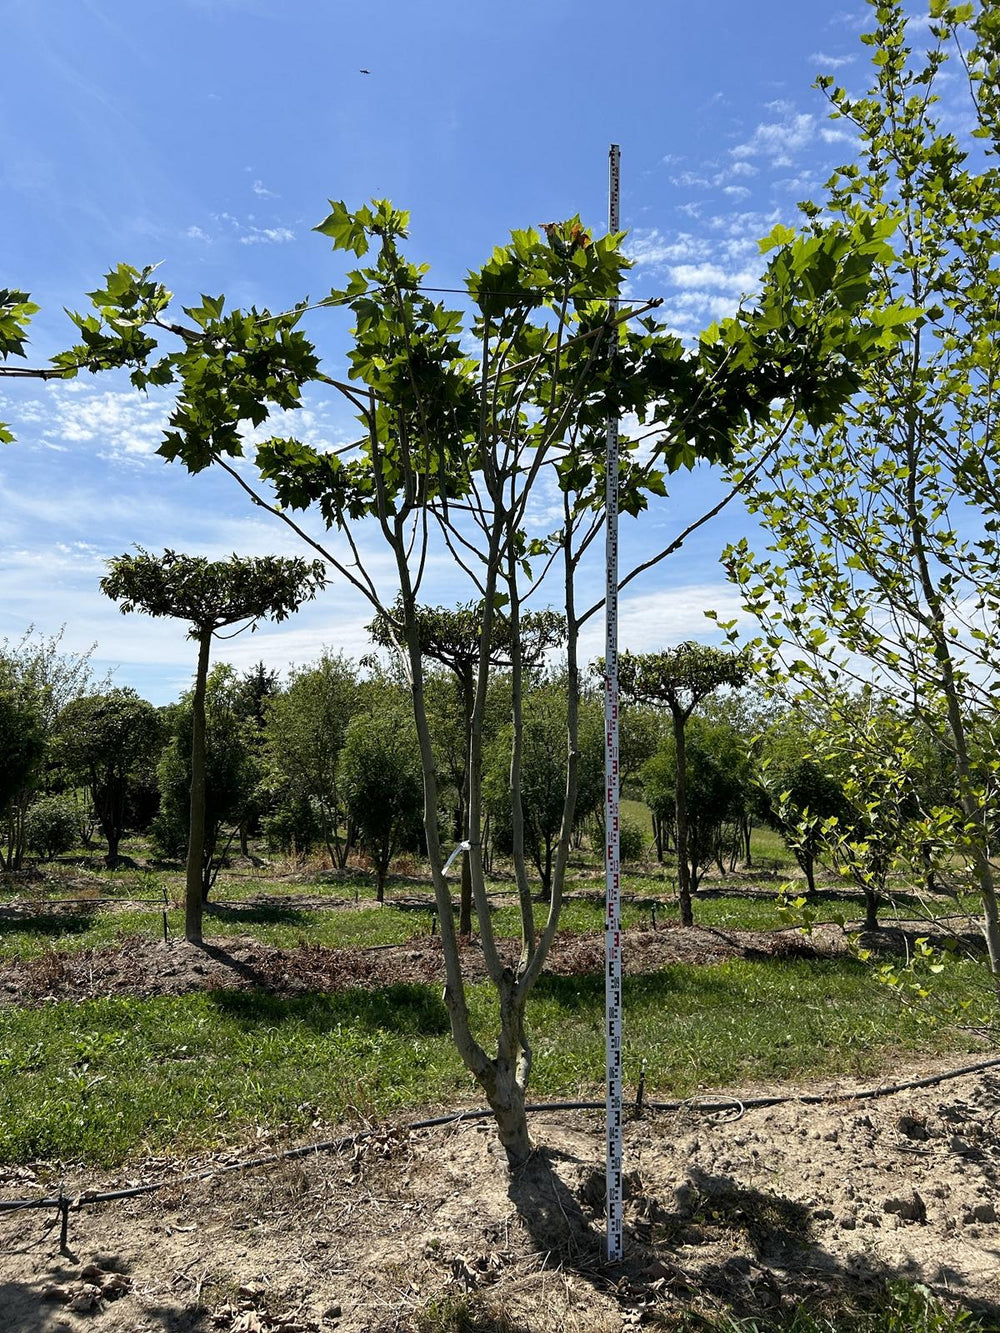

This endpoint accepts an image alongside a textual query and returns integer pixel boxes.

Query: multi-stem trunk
[185,626,212,945]
[389,511,536,1167]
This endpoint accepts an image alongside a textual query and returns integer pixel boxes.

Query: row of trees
[4,626,982,942]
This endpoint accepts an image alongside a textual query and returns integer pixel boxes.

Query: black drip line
[3,1055,1000,1243]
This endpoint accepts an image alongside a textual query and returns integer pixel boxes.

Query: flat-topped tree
[100,549,326,944]
[618,644,749,926]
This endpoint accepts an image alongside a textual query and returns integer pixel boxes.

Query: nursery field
[1,844,998,1332]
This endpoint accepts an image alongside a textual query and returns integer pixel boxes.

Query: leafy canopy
[100,549,327,637]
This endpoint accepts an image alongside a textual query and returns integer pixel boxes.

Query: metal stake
[604,141,624,1264]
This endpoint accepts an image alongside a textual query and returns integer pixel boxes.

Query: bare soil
[3,1060,1000,1332]
[0,925,841,1008]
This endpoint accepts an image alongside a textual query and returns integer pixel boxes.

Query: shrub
[263,796,323,859]
[24,795,80,861]
[618,817,647,864]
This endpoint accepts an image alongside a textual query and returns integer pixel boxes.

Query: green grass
[0,951,990,1165]
[413,1281,987,1333]
[0,874,985,962]
[658,1280,986,1331]
[0,902,438,960]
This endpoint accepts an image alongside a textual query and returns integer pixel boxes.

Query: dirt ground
[0,924,840,1008]
[3,1056,1000,1332]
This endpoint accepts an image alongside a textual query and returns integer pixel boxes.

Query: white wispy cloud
[239,225,294,245]
[669,263,760,293]
[664,291,750,323]
[669,170,711,189]
[196,211,296,246]
[810,50,856,69]
[578,584,749,661]
[252,178,277,197]
[732,110,818,167]
[31,386,173,459]
[626,229,712,271]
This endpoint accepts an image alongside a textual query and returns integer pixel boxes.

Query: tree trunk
[864,888,880,933]
[672,705,694,927]
[459,669,474,937]
[185,627,212,945]
[486,1067,532,1168]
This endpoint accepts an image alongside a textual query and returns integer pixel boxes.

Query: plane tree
[100,549,325,943]
[718,0,1000,973]
[55,194,910,1164]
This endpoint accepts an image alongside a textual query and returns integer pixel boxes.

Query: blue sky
[1,0,907,703]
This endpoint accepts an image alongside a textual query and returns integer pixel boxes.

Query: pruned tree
[152,665,262,894]
[641,721,746,893]
[0,671,45,870]
[58,192,908,1164]
[483,680,603,898]
[100,549,326,943]
[618,644,750,924]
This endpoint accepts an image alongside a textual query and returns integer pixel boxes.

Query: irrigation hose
[3,1053,1000,1218]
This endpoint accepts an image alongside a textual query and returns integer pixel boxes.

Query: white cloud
[238,225,295,245]
[32,387,173,458]
[252,178,277,197]
[717,208,784,239]
[186,224,211,242]
[828,8,867,31]
[664,291,749,322]
[578,584,749,661]
[810,50,856,69]
[732,111,817,166]
[669,170,711,189]
[625,229,712,271]
[669,263,760,293]
[774,172,821,195]
[198,212,296,245]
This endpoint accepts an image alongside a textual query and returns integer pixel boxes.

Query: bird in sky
[360,68,371,74]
